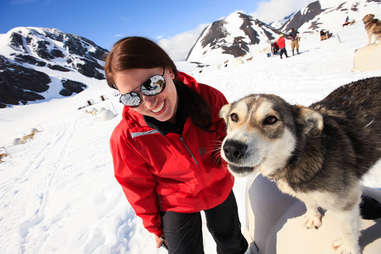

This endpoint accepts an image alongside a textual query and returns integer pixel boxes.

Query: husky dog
[219,77,381,254]
[363,14,381,45]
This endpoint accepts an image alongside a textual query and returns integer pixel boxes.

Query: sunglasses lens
[141,75,165,96]
[120,92,141,107]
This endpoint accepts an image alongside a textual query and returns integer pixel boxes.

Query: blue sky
[0,0,267,50]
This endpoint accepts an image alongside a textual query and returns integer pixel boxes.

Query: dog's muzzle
[223,139,248,163]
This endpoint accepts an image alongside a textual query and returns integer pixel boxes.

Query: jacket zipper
[179,136,199,165]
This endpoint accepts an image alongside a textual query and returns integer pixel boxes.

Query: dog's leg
[368,32,373,45]
[331,188,361,254]
[302,202,322,229]
[331,206,361,254]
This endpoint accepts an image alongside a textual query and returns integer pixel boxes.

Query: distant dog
[15,128,39,145]
[363,14,381,44]
[0,152,8,163]
[219,77,381,254]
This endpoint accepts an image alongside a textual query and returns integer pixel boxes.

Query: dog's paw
[332,239,360,254]
[303,211,322,229]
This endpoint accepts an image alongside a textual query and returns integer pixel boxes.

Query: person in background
[105,36,248,254]
[271,41,279,55]
[288,28,300,55]
[277,34,288,59]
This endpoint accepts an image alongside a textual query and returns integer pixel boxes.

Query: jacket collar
[144,80,188,135]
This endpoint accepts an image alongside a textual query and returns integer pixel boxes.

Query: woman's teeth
[152,101,165,113]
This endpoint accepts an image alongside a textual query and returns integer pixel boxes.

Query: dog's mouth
[228,164,255,175]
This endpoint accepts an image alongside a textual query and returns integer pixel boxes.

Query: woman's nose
[142,94,157,108]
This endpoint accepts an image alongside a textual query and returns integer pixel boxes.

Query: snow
[297,0,381,35]
[1,18,381,254]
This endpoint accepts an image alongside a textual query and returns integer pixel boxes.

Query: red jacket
[110,72,234,237]
[277,37,286,49]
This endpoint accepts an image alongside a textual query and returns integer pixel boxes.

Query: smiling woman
[104,36,248,253]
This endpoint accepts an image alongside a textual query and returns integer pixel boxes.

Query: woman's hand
[155,235,166,249]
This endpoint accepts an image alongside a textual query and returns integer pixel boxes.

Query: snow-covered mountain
[0,27,108,108]
[280,0,381,34]
[186,0,380,64]
[186,11,281,64]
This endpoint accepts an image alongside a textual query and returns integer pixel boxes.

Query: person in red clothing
[277,34,288,59]
[104,36,248,254]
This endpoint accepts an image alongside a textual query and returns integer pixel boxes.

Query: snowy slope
[0,27,107,107]
[0,20,381,254]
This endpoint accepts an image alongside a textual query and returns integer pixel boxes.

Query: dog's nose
[223,140,247,162]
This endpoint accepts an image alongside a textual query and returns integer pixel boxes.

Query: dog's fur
[219,77,381,254]
[363,14,381,45]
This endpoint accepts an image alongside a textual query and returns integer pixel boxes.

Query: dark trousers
[280,48,288,58]
[161,191,248,254]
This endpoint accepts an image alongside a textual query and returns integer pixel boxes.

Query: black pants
[280,48,288,58]
[161,192,248,254]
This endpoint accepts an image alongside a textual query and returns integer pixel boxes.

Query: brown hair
[104,36,178,89]
[104,36,212,132]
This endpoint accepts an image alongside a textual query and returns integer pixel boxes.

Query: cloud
[252,0,314,23]
[158,24,208,61]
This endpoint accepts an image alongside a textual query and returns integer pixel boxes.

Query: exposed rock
[64,35,87,56]
[14,54,46,66]
[239,13,260,45]
[76,59,104,79]
[9,32,27,52]
[0,55,50,105]
[36,40,54,60]
[201,20,229,48]
[280,1,324,32]
[51,49,64,58]
[221,37,249,57]
[44,31,64,42]
[60,79,87,96]
[47,64,71,72]
[59,88,72,96]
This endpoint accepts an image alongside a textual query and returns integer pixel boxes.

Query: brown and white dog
[363,14,381,45]
[219,77,381,254]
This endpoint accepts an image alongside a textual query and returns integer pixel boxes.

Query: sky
[0,0,314,60]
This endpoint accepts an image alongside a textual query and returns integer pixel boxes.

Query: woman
[105,36,248,254]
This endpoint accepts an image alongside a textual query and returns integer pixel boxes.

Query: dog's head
[363,14,375,24]
[219,94,323,177]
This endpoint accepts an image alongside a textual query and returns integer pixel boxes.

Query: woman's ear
[166,68,175,79]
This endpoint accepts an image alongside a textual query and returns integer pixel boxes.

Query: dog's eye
[230,113,239,122]
[263,115,278,125]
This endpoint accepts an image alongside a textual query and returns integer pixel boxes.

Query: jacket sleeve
[210,87,229,141]
[110,131,162,237]
[203,85,229,166]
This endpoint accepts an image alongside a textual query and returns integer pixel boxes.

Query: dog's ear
[293,105,323,136]
[219,103,231,121]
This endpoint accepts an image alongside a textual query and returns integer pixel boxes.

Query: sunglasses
[119,68,166,107]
